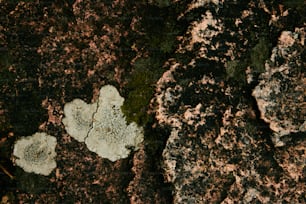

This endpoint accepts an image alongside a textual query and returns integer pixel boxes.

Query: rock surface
[253,29,306,146]
[154,1,305,203]
[0,0,305,203]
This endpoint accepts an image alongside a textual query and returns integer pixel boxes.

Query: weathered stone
[252,28,305,147]
[62,85,144,162]
[154,2,305,203]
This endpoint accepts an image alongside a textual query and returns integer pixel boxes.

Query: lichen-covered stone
[62,85,144,161]
[13,132,57,176]
[3,0,305,202]
[252,28,306,147]
[86,85,144,162]
[62,99,97,142]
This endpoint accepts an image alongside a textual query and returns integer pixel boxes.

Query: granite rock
[154,1,305,203]
[252,28,306,147]
[1,0,305,202]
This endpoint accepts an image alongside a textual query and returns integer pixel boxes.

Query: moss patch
[250,37,270,74]
[120,3,184,126]
[225,60,248,85]
[225,36,271,86]
[121,58,156,125]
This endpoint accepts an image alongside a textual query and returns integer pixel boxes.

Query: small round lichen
[13,132,57,176]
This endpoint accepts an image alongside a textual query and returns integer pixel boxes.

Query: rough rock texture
[1,0,138,202]
[1,0,305,203]
[127,144,171,204]
[253,29,306,147]
[154,1,305,203]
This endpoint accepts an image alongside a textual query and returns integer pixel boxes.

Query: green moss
[0,50,10,69]
[122,86,154,125]
[250,37,270,74]
[120,2,182,126]
[222,3,271,85]
[282,0,304,9]
[160,23,179,54]
[225,37,271,85]
[15,169,51,194]
[151,0,171,8]
[0,50,14,85]
[121,58,157,125]
[225,60,247,84]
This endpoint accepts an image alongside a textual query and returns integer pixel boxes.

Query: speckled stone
[154,1,305,203]
[252,28,306,147]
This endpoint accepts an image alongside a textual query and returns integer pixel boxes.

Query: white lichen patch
[62,85,144,161]
[13,132,57,176]
[62,99,97,142]
[86,85,143,161]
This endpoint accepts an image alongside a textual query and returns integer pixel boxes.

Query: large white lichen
[62,85,144,161]
[13,132,57,176]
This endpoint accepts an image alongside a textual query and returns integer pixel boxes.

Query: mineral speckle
[153,1,305,203]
